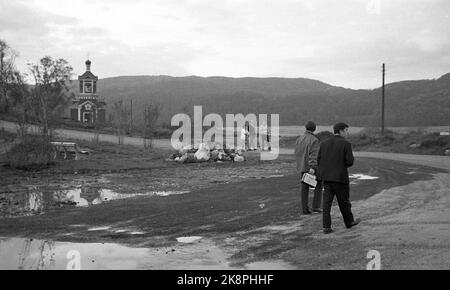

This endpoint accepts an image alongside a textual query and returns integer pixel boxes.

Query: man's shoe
[312,208,322,213]
[302,210,312,215]
[323,228,334,234]
[346,218,361,229]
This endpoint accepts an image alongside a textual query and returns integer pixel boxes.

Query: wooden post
[130,99,133,134]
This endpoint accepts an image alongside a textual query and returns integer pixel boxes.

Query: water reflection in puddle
[87,227,111,232]
[349,173,379,185]
[0,186,190,218]
[153,191,189,197]
[0,237,295,270]
[349,174,379,180]
[0,237,227,270]
[232,174,285,180]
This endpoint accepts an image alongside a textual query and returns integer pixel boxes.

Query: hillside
[70,73,450,127]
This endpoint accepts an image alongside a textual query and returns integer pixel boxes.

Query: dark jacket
[294,131,319,174]
[318,135,354,184]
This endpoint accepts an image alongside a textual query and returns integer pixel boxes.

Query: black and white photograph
[0,0,449,276]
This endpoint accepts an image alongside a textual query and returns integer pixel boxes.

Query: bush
[6,136,55,169]
[0,128,16,142]
[349,133,376,148]
[152,127,173,139]
[420,133,449,149]
[379,134,395,146]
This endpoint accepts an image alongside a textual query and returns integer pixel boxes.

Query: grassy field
[280,128,450,156]
[278,125,449,137]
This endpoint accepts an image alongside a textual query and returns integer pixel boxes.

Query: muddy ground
[0,138,449,269]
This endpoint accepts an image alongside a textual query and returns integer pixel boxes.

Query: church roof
[78,70,98,81]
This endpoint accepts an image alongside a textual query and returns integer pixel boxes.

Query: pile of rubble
[168,143,246,163]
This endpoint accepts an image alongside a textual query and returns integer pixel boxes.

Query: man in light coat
[294,121,322,214]
[259,122,268,151]
[248,121,257,151]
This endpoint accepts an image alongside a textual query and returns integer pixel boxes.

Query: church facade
[69,60,106,124]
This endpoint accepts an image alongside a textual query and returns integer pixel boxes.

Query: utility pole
[130,99,133,133]
[381,63,385,135]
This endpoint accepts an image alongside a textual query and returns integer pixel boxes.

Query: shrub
[0,128,16,142]
[379,134,395,146]
[6,136,55,169]
[420,133,449,149]
[152,127,173,139]
[348,133,376,148]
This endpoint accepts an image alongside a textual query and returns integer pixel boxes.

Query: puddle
[261,175,285,179]
[349,173,379,185]
[153,191,190,197]
[0,237,232,270]
[176,236,203,243]
[245,260,296,270]
[349,174,379,180]
[0,186,190,218]
[234,175,285,180]
[60,189,89,207]
[87,227,111,232]
[83,226,146,235]
[0,237,296,270]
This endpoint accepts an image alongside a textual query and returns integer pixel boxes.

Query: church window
[84,82,92,93]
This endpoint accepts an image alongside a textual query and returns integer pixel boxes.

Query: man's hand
[309,168,315,175]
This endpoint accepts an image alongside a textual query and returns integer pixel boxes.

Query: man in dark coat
[318,123,360,234]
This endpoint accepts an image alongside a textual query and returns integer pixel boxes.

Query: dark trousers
[322,182,354,228]
[301,177,323,213]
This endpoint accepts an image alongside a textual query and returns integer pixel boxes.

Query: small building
[69,59,106,124]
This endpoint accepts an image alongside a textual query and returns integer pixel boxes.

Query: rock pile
[168,143,246,163]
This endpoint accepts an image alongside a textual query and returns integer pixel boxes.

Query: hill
[70,73,450,127]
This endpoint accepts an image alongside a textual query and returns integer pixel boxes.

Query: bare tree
[9,71,33,139]
[142,102,161,148]
[0,39,18,113]
[28,56,73,138]
[111,100,130,145]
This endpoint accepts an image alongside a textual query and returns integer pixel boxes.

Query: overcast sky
[1,0,448,88]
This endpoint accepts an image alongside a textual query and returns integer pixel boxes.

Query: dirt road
[277,148,450,171]
[0,155,448,269]
[0,120,172,149]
